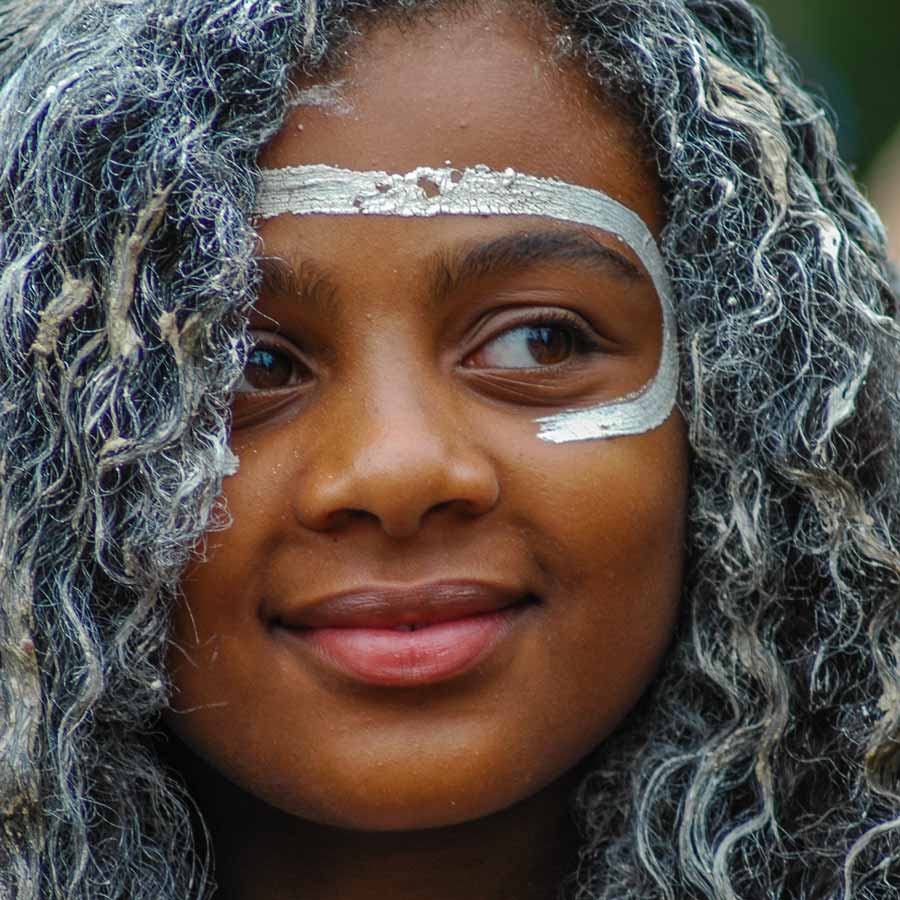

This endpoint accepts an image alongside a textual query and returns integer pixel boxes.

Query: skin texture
[163,5,689,899]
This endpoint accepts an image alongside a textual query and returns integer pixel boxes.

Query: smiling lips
[272,580,533,687]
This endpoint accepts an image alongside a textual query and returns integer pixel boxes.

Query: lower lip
[278,607,525,687]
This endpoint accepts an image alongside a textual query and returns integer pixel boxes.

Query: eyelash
[464,308,604,368]
[237,309,604,395]
[237,332,312,394]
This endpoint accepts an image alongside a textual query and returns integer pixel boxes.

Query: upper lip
[272,580,530,630]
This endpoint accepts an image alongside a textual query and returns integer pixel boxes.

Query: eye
[237,333,311,392]
[476,325,573,368]
[464,314,600,370]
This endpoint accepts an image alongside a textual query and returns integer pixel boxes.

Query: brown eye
[469,324,581,369]
[525,327,574,366]
[238,338,309,392]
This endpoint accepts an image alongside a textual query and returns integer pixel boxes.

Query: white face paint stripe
[254,164,678,444]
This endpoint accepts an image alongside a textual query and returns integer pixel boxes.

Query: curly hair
[1,1,898,898]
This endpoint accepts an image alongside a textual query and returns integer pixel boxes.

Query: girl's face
[165,7,688,831]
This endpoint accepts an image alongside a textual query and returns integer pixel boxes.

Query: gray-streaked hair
[1,1,898,898]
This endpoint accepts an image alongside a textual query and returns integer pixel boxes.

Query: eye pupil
[253,349,275,368]
[244,344,297,390]
[526,327,572,365]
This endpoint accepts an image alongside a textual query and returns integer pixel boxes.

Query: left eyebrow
[256,254,341,316]
[427,228,645,304]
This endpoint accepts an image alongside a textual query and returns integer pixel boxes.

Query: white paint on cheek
[286,80,354,116]
[253,163,678,444]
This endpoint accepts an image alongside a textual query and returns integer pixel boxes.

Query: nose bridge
[295,351,499,537]
[355,362,453,473]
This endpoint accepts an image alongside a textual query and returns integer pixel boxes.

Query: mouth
[270,581,538,687]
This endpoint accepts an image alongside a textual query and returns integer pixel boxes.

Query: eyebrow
[428,228,644,304]
[256,226,645,314]
[257,254,340,316]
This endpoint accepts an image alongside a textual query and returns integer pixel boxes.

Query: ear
[0,0,71,85]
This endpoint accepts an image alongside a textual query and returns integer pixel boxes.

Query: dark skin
[163,5,689,899]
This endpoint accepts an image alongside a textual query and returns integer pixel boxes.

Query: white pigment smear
[254,163,678,443]
[286,79,354,116]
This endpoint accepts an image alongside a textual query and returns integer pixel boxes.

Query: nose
[293,382,500,539]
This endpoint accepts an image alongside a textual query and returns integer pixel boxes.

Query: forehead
[258,6,663,235]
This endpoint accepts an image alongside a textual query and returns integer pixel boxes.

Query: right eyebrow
[255,225,646,313]
[427,228,644,306]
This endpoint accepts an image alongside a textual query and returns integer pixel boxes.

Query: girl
[1,2,898,898]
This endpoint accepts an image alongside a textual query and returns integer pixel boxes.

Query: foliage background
[755,0,900,182]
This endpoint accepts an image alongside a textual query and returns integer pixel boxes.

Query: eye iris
[526,327,573,365]
[245,345,295,390]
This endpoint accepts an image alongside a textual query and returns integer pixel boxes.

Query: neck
[165,740,580,900]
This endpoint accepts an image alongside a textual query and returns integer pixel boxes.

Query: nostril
[344,508,380,526]
[320,508,378,531]
[294,437,499,537]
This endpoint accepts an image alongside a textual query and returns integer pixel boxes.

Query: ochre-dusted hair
[1,2,898,898]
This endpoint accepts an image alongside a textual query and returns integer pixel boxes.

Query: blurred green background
[755,0,900,183]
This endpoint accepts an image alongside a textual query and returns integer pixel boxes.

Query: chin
[253,766,547,834]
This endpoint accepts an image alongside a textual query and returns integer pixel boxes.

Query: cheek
[174,426,303,628]
[501,416,687,740]
[511,416,687,584]
[164,451,287,721]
